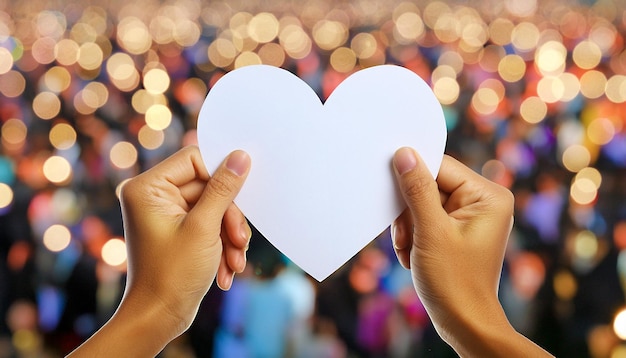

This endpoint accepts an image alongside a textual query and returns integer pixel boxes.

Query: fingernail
[226,150,250,177]
[394,147,417,175]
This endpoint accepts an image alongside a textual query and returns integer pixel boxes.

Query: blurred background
[1,0,626,357]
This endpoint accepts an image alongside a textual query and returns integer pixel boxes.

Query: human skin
[68,145,553,357]
[391,147,553,357]
[67,146,251,357]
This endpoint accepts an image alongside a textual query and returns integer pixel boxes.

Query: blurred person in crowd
[65,145,553,357]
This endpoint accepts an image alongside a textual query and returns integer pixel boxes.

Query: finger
[392,209,412,269]
[437,155,514,217]
[216,251,235,290]
[221,221,247,274]
[139,145,210,186]
[223,203,251,249]
[393,147,447,227]
[178,179,207,209]
[187,150,251,230]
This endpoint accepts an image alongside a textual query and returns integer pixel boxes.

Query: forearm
[66,296,180,357]
[444,305,554,358]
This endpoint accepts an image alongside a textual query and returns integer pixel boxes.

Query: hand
[68,146,251,357]
[391,147,552,357]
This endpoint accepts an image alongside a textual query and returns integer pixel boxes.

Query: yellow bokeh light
[562,144,591,172]
[143,68,170,95]
[54,39,80,66]
[520,96,547,124]
[0,47,13,74]
[32,37,57,65]
[150,15,175,45]
[471,87,499,115]
[101,238,127,266]
[511,22,540,52]
[615,309,626,340]
[351,33,377,60]
[553,270,577,301]
[537,76,564,103]
[43,66,71,93]
[329,47,356,73]
[279,24,312,60]
[174,18,201,47]
[433,12,458,43]
[0,183,13,209]
[535,41,566,75]
[77,42,103,71]
[580,70,607,99]
[313,20,348,51]
[145,104,172,130]
[131,90,167,114]
[117,17,152,55]
[558,72,581,102]
[573,40,602,70]
[82,81,108,109]
[605,75,626,103]
[33,92,61,120]
[570,177,597,205]
[109,141,138,170]
[574,230,598,260]
[234,51,262,69]
[0,70,26,98]
[43,155,72,184]
[576,167,602,190]
[208,38,237,68]
[248,12,279,43]
[43,224,71,252]
[433,77,460,105]
[258,43,285,67]
[423,1,451,29]
[49,123,77,150]
[394,12,424,44]
[437,51,464,75]
[587,117,616,145]
[138,125,165,150]
[489,18,514,46]
[106,52,140,91]
[612,345,626,358]
[461,22,488,48]
[2,118,27,146]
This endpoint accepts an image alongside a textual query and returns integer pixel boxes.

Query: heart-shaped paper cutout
[198,64,446,281]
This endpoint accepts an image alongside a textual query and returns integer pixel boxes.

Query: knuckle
[403,173,436,199]
[208,174,235,199]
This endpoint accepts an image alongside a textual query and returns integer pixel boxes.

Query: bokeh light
[1,2,626,356]
[0,182,13,210]
[32,92,61,120]
[1,119,28,147]
[42,224,71,252]
[614,308,626,340]
[49,123,77,150]
[109,141,138,169]
[145,104,172,130]
[43,156,72,184]
[101,238,127,266]
[562,144,591,173]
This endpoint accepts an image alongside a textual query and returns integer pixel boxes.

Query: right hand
[391,147,552,357]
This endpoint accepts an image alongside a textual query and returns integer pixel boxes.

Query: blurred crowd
[1,0,626,357]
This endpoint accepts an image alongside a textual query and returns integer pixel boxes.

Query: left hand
[118,145,251,335]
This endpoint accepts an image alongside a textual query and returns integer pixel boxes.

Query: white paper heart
[197,64,446,281]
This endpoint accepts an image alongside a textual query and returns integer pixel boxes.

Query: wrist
[440,301,552,357]
[68,291,186,357]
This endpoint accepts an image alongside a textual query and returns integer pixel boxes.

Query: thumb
[188,150,251,229]
[393,147,446,229]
